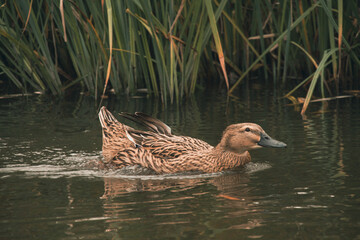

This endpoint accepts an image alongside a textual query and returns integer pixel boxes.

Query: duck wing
[131,130,213,158]
[120,112,213,159]
[119,112,172,136]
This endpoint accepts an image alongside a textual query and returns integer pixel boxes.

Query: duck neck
[212,146,251,170]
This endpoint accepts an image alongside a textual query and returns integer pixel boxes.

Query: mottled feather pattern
[98,107,286,173]
[130,133,213,159]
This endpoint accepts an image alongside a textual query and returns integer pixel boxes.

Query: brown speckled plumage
[99,107,286,174]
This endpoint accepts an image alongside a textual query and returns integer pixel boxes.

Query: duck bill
[258,132,287,148]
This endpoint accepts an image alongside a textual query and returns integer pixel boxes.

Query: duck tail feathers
[99,106,120,128]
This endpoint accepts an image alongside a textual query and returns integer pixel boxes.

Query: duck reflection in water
[101,172,264,237]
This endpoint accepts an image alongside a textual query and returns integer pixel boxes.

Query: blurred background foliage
[0,0,359,113]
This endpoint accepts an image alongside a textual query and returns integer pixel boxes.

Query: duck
[98,106,286,174]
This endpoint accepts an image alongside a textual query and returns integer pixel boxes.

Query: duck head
[216,123,287,154]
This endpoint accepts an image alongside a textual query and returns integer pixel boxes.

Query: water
[1,90,360,239]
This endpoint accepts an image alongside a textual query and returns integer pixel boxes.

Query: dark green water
[1,90,360,239]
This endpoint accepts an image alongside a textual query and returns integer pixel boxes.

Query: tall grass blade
[60,0,67,42]
[22,0,33,34]
[205,0,229,90]
[337,0,343,93]
[101,0,113,101]
[276,0,288,79]
[301,48,338,115]
[291,41,318,68]
[281,9,292,83]
[254,0,268,79]
[299,0,311,56]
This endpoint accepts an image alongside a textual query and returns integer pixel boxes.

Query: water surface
[1,91,359,239]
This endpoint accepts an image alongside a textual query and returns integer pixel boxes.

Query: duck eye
[245,127,251,132]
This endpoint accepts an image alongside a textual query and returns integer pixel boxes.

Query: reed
[1,1,359,113]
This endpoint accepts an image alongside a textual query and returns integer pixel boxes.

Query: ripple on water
[0,149,271,180]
